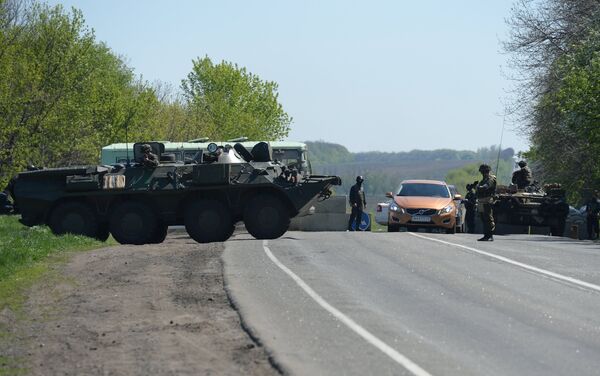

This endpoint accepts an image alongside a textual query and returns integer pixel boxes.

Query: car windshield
[397,183,450,198]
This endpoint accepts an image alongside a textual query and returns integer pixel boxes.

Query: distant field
[315,159,476,195]
[318,159,474,179]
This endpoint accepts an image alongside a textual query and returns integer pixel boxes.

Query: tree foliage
[0,0,159,186]
[0,1,292,187]
[181,57,292,141]
[505,0,600,202]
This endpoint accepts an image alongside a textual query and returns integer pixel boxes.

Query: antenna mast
[125,120,130,165]
[495,114,506,177]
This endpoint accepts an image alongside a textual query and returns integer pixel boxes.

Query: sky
[48,0,526,153]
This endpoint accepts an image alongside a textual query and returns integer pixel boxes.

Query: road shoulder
[0,233,277,375]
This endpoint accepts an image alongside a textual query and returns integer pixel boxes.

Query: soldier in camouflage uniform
[476,164,497,241]
[586,190,600,240]
[141,144,159,168]
[464,182,477,233]
[348,176,366,231]
[511,160,532,189]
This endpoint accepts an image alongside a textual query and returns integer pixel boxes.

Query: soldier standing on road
[586,191,600,240]
[511,160,533,189]
[141,144,159,168]
[476,164,497,241]
[464,182,477,233]
[348,176,366,231]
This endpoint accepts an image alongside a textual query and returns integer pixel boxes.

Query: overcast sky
[48,0,525,153]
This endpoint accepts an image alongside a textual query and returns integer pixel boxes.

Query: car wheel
[49,201,99,238]
[244,194,290,239]
[446,226,456,234]
[109,201,158,245]
[185,199,233,243]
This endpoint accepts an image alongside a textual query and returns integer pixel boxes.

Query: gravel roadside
[1,232,278,375]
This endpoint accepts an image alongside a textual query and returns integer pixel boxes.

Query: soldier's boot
[477,235,494,241]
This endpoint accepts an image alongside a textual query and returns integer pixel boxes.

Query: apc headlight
[440,204,454,214]
[389,203,404,213]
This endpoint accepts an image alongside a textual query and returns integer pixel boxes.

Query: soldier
[511,160,532,189]
[141,144,159,168]
[0,191,11,214]
[464,182,478,233]
[348,176,366,231]
[586,190,600,240]
[476,164,497,241]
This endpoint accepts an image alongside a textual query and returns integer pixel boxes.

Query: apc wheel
[222,224,235,241]
[550,224,565,237]
[185,199,232,243]
[49,201,99,238]
[150,222,168,244]
[109,201,158,245]
[243,194,290,240]
[95,222,110,242]
[387,224,400,232]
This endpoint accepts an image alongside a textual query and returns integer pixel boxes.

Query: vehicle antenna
[125,120,130,166]
[495,113,506,177]
[122,105,137,166]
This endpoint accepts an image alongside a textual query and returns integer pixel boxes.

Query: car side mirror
[386,191,394,198]
[454,194,462,200]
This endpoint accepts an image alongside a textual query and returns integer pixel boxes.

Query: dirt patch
[1,232,278,375]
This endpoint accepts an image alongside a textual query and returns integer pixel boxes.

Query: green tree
[0,1,162,186]
[181,56,292,141]
[505,0,600,202]
[530,32,600,200]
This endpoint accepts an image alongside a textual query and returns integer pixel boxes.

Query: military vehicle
[0,191,14,215]
[9,141,341,244]
[493,183,570,236]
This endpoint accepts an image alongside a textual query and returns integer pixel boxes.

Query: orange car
[385,179,462,233]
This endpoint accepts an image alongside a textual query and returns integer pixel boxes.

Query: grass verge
[0,215,112,374]
[368,210,387,232]
[0,215,111,311]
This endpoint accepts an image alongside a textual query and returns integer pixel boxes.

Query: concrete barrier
[290,213,349,231]
[289,196,350,231]
[312,196,347,214]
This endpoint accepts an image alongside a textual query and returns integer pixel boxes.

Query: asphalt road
[223,232,600,376]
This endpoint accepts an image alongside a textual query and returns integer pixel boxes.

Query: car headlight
[440,204,454,214]
[389,203,405,213]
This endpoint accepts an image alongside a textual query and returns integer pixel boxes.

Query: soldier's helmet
[478,164,491,173]
[356,176,364,183]
[518,160,527,168]
[141,144,152,153]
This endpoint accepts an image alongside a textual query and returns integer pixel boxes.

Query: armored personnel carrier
[9,142,341,244]
[493,183,569,236]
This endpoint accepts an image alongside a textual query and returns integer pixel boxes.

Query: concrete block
[290,213,348,231]
[290,212,373,232]
[312,196,347,214]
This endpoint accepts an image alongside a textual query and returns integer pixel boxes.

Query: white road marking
[263,240,433,376]
[408,233,600,293]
